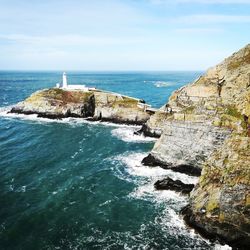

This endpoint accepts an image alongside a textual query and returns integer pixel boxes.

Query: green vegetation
[183,106,196,114]
[111,97,138,108]
[225,105,242,119]
[27,88,94,104]
[227,50,250,70]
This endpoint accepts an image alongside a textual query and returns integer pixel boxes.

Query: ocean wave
[111,127,156,143]
[112,151,231,250]
[115,152,198,184]
[154,81,173,88]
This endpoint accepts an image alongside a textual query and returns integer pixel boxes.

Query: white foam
[214,244,232,250]
[114,151,231,249]
[111,127,156,143]
[0,106,141,129]
[154,81,173,88]
[115,152,198,184]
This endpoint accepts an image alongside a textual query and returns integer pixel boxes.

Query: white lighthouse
[55,72,92,91]
[62,72,68,88]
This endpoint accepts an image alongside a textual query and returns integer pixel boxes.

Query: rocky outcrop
[10,88,152,125]
[154,177,194,195]
[142,121,230,175]
[141,44,250,248]
[182,135,250,249]
[142,44,250,173]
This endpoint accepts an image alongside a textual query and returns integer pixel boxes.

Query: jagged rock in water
[10,88,151,125]
[154,177,194,195]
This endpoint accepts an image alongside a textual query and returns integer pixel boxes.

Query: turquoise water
[0,72,226,249]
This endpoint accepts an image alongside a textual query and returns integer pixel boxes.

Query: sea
[0,71,231,250]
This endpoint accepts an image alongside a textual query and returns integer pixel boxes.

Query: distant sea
[0,71,230,249]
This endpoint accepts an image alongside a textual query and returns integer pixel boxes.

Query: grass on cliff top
[111,96,138,108]
[27,88,94,104]
[227,49,250,70]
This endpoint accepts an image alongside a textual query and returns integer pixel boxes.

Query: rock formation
[141,44,250,248]
[182,135,250,248]
[10,88,152,125]
[141,44,250,174]
[154,177,194,195]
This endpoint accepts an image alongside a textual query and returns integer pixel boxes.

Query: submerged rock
[10,88,152,125]
[154,177,194,195]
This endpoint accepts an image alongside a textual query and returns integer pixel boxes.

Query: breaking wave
[111,127,156,143]
[154,81,173,88]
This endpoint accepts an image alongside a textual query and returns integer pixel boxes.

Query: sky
[0,0,250,71]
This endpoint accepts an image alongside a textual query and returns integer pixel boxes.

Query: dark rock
[172,165,201,176]
[154,177,194,195]
[86,117,147,126]
[181,205,250,250]
[141,153,165,166]
[134,124,161,138]
[141,154,201,177]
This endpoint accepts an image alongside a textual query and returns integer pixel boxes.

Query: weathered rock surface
[142,44,250,248]
[142,121,230,175]
[142,44,250,172]
[10,88,152,125]
[154,177,194,195]
[182,135,250,249]
[142,44,250,138]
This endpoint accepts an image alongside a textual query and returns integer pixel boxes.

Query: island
[10,73,154,125]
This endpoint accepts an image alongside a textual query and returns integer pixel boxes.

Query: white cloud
[175,28,223,33]
[174,14,250,23]
[0,34,144,47]
[151,0,250,4]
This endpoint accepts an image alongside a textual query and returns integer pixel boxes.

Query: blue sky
[0,0,250,70]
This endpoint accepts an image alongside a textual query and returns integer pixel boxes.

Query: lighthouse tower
[62,72,68,88]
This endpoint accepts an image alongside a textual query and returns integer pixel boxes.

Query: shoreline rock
[134,124,161,138]
[142,153,202,176]
[154,177,194,194]
[181,205,250,250]
[140,44,250,249]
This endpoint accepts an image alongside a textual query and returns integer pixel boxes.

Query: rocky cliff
[142,44,250,172]
[10,88,152,125]
[182,134,250,248]
[141,44,250,248]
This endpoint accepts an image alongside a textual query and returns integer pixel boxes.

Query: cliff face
[143,44,250,137]
[142,122,230,175]
[141,44,250,248]
[10,88,151,125]
[183,135,250,248]
[142,44,250,171]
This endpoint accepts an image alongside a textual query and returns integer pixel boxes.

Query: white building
[62,72,67,88]
[56,72,95,91]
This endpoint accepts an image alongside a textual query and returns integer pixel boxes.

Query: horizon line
[0,69,205,72]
